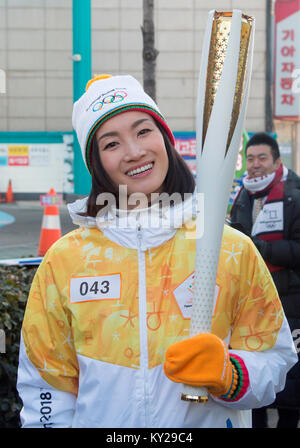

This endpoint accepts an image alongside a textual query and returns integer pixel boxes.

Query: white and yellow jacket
[17,195,297,428]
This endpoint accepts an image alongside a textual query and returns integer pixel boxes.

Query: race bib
[69,274,121,304]
[252,202,284,236]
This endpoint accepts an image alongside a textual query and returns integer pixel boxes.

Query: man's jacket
[230,169,300,409]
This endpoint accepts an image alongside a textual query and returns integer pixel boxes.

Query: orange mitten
[163,333,238,397]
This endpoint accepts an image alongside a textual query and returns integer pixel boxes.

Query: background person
[230,132,300,428]
[17,76,297,428]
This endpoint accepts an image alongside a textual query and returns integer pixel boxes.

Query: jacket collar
[67,192,197,250]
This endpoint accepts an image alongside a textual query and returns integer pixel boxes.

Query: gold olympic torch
[181,10,255,403]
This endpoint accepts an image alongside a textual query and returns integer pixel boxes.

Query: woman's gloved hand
[163,333,238,397]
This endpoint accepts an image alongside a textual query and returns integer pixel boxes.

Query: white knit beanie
[72,74,175,173]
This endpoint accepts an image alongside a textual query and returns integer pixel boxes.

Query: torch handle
[181,385,209,403]
[190,246,220,337]
[181,246,220,403]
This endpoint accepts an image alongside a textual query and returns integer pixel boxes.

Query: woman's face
[95,110,169,200]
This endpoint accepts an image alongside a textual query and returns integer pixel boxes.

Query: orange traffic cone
[5,179,14,203]
[38,188,62,256]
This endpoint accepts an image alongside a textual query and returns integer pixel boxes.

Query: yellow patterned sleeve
[22,257,79,395]
[229,237,284,352]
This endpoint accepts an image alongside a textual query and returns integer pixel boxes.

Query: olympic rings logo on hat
[92,90,128,112]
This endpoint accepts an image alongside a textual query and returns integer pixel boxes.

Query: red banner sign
[274,0,300,120]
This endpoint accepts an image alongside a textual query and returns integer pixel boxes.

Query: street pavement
[0,200,77,260]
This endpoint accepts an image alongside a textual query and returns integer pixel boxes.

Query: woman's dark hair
[84,119,195,217]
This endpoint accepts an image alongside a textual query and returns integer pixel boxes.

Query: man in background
[230,132,300,428]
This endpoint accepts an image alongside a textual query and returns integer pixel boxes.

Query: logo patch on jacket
[173,272,220,319]
[252,202,283,236]
[69,274,121,303]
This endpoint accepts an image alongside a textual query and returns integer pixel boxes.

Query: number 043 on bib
[69,274,121,304]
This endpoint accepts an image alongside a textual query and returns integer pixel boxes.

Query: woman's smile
[126,162,154,178]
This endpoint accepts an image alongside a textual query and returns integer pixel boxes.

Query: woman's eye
[103,141,118,150]
[138,128,152,136]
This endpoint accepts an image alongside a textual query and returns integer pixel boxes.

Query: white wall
[0,0,268,135]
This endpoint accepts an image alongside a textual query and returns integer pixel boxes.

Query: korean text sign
[274,0,300,119]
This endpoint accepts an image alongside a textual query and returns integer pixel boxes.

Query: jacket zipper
[136,224,150,426]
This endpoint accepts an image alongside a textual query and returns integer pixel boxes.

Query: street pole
[291,121,299,175]
[142,0,158,101]
[265,0,274,132]
[72,0,92,195]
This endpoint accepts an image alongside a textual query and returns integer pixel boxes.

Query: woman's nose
[123,141,146,161]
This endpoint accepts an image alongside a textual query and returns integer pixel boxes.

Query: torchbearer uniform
[17,194,297,428]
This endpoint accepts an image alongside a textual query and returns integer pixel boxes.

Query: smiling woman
[16,74,298,429]
[74,75,196,217]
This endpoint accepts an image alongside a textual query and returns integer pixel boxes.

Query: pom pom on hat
[72,73,175,173]
[85,74,112,91]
